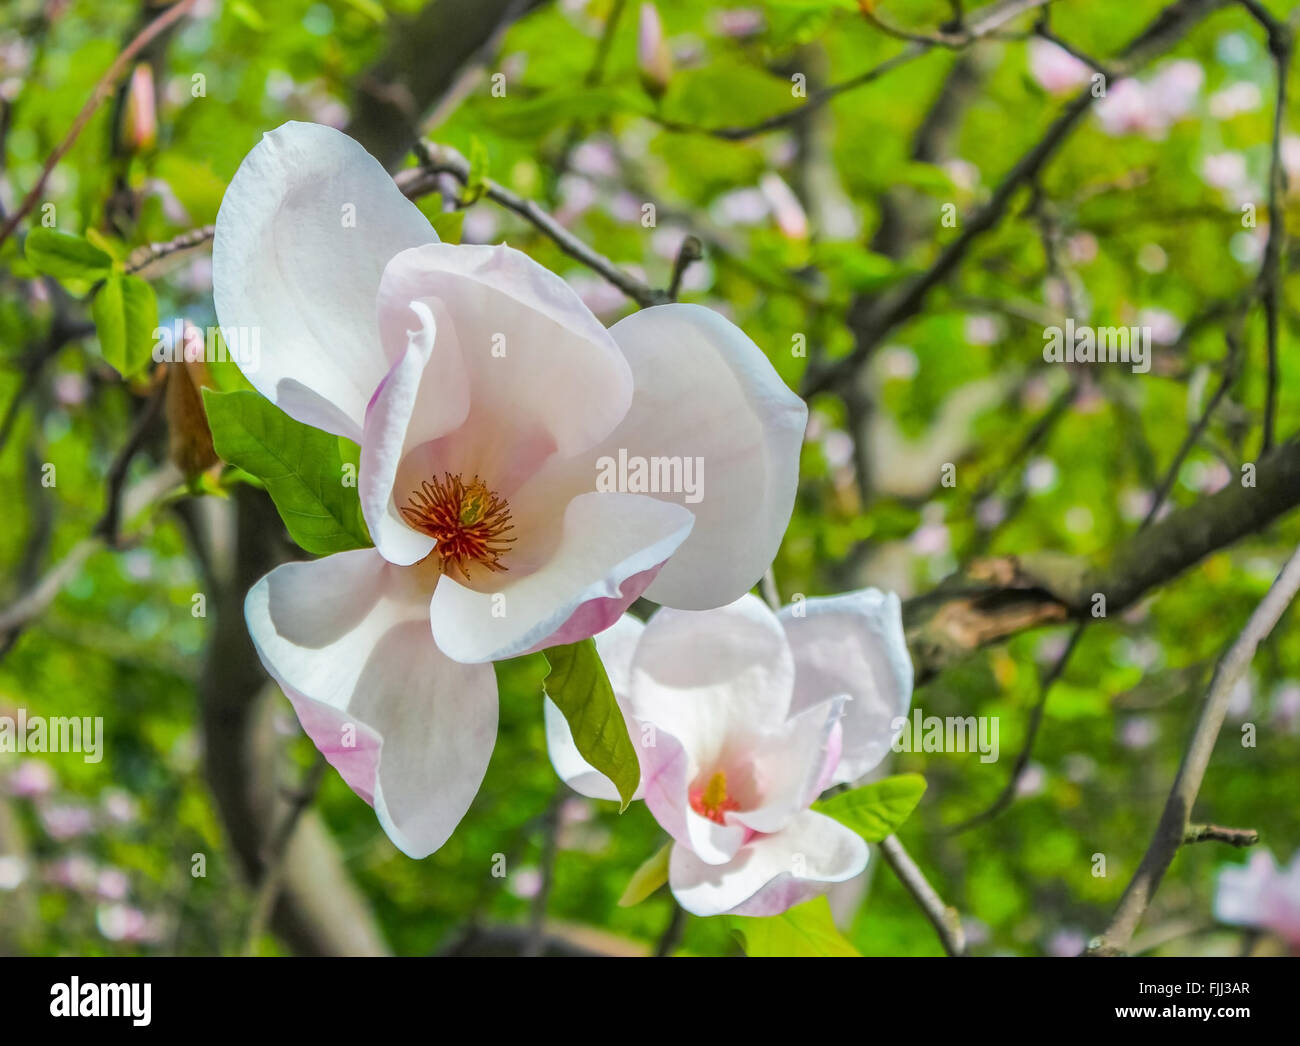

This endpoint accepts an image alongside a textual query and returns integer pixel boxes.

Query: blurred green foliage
[1,0,1298,957]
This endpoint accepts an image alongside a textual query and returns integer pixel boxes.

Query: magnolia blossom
[214,122,806,857]
[1096,61,1203,139]
[637,3,672,97]
[1028,39,1090,95]
[546,590,913,916]
[1215,850,1300,948]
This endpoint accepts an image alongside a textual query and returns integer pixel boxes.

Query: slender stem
[1094,541,1300,954]
[879,835,966,956]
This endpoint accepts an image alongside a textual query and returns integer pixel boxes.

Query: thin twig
[879,834,966,956]
[1237,0,1293,454]
[1093,541,1300,954]
[804,0,1233,399]
[124,224,215,276]
[1183,823,1259,847]
[655,902,686,957]
[666,235,703,301]
[668,0,1054,140]
[0,0,198,249]
[397,144,670,308]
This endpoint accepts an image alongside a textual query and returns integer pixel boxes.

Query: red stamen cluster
[400,473,515,579]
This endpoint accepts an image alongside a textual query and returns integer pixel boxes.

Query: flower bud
[637,4,672,99]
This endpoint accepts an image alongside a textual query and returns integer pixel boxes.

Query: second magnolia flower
[212,121,807,857]
[547,589,914,916]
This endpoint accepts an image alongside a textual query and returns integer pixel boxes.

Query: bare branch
[1093,540,1300,954]
[399,142,670,307]
[879,835,967,956]
[124,224,215,276]
[668,0,1055,140]
[1183,823,1260,847]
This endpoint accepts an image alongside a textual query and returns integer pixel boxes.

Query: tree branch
[1093,541,1300,954]
[398,143,670,307]
[879,834,967,956]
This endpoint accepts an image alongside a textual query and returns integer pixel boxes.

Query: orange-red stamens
[690,770,739,825]
[400,473,516,579]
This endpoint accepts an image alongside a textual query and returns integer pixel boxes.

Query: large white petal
[669,810,868,917]
[245,549,496,858]
[625,594,796,763]
[359,302,470,565]
[213,122,437,441]
[731,696,845,835]
[780,588,913,785]
[599,304,807,609]
[375,242,633,473]
[428,492,692,664]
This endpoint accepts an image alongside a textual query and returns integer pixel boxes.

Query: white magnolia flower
[1215,849,1300,949]
[546,590,913,916]
[214,122,806,857]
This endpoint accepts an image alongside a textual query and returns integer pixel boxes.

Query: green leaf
[92,273,159,377]
[201,389,371,555]
[618,843,671,907]
[814,773,927,842]
[25,228,113,281]
[431,209,465,244]
[478,89,652,138]
[542,639,639,809]
[729,897,860,957]
[463,137,490,206]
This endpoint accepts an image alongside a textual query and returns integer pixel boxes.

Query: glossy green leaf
[202,389,371,555]
[25,228,113,281]
[814,773,927,842]
[730,896,860,957]
[542,638,639,809]
[92,273,159,377]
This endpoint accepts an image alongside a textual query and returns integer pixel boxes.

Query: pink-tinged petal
[213,122,437,441]
[544,614,646,802]
[780,588,913,785]
[669,810,868,917]
[625,594,796,766]
[599,304,807,610]
[428,492,692,663]
[594,613,646,703]
[360,302,470,565]
[731,696,846,835]
[245,549,496,858]
[635,724,748,865]
[375,242,633,478]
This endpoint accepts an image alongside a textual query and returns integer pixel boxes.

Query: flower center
[400,473,516,579]
[690,770,739,825]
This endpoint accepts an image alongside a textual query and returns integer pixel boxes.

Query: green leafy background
[1,0,1298,957]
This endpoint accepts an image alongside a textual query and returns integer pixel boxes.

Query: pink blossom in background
[7,758,55,798]
[1215,850,1300,948]
[1028,39,1090,95]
